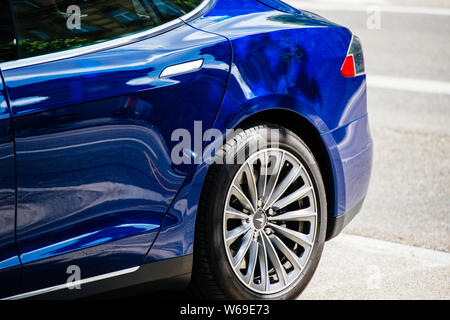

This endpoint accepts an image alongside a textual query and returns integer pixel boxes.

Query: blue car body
[0,0,372,299]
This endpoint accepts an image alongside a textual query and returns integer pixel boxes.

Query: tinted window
[0,2,18,62]
[11,0,203,58]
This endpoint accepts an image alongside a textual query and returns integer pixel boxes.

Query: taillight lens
[341,35,365,77]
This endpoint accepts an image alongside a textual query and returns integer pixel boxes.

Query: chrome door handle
[159,59,204,78]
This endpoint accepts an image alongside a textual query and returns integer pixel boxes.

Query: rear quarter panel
[146,0,371,262]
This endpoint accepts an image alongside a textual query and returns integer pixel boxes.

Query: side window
[10,0,203,59]
[0,2,18,62]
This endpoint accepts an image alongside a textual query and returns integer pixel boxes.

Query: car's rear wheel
[191,124,327,299]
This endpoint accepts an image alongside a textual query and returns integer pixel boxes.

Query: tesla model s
[0,0,372,299]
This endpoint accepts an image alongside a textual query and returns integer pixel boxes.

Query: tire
[191,124,327,300]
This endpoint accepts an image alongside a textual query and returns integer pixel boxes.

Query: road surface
[284,0,450,299]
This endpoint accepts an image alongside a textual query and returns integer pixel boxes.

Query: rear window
[10,0,203,59]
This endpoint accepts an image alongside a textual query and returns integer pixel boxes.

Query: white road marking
[367,75,450,95]
[287,0,450,16]
[337,234,450,265]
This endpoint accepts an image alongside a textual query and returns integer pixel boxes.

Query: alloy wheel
[223,148,318,294]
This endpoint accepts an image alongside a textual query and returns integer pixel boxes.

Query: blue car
[0,0,372,299]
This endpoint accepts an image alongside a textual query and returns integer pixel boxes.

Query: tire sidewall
[203,125,327,300]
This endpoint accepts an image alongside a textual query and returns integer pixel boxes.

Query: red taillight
[341,35,365,78]
[341,56,355,77]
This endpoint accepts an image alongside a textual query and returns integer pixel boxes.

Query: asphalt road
[284,0,450,299]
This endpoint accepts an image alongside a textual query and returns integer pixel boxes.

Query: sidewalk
[300,234,450,299]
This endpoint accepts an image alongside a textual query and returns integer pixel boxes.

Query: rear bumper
[322,114,373,238]
[326,197,364,240]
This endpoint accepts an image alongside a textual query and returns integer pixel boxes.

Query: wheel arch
[145,108,340,265]
[233,108,336,229]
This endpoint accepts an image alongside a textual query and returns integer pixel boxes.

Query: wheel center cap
[253,209,267,230]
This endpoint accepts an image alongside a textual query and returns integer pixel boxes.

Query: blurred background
[283,0,450,299]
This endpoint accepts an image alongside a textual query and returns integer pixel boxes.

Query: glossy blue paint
[146,162,209,262]
[324,115,373,214]
[20,222,159,264]
[0,0,373,297]
[256,0,304,14]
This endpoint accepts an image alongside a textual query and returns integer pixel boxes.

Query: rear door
[2,0,230,294]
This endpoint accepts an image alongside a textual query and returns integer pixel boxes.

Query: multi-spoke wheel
[191,125,327,299]
[223,148,317,294]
